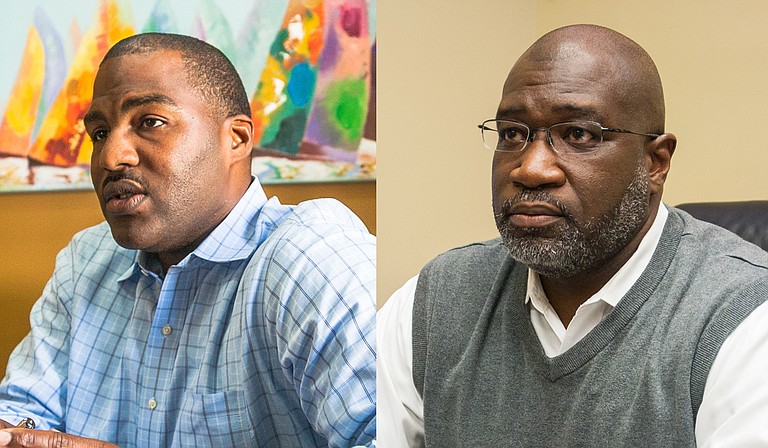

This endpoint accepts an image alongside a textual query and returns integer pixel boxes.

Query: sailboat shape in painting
[27,0,134,167]
[193,0,237,65]
[0,24,45,157]
[250,0,325,156]
[303,0,371,162]
[142,0,178,33]
[236,0,288,94]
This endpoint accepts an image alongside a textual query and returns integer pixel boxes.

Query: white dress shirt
[378,205,768,447]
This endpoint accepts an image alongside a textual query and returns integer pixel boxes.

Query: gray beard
[494,162,650,279]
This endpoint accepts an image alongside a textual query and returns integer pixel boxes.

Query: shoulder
[243,198,376,338]
[259,198,375,263]
[421,238,508,277]
[248,198,375,297]
[69,221,116,250]
[282,198,371,234]
[414,238,515,322]
[61,222,124,257]
[671,208,768,279]
[60,222,136,278]
[663,209,768,353]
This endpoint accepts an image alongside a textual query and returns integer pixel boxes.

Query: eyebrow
[83,93,180,125]
[552,105,602,121]
[121,93,179,113]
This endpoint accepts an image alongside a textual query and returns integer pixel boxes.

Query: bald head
[503,25,666,133]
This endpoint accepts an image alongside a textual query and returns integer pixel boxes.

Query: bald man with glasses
[378,24,768,447]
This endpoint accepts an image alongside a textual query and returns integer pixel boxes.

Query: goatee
[494,161,650,278]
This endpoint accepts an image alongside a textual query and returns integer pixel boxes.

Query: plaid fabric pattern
[0,181,377,447]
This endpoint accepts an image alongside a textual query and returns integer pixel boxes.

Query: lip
[102,179,148,216]
[506,201,564,227]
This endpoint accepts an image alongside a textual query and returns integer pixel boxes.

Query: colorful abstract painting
[0,0,376,192]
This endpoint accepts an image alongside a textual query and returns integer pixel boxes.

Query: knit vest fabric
[412,208,768,447]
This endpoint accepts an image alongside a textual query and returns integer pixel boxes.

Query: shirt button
[161,324,172,336]
[148,397,157,410]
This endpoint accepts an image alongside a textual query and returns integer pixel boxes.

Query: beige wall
[377,0,768,306]
[377,0,538,306]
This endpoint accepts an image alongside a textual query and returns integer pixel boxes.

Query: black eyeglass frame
[478,119,661,154]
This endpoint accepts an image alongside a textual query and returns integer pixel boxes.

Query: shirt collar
[527,204,669,310]
[187,179,288,264]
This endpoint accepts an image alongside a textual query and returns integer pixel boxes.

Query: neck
[539,260,627,327]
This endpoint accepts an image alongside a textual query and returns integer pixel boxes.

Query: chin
[108,225,154,251]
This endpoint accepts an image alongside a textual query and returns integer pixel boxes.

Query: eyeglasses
[478,119,660,154]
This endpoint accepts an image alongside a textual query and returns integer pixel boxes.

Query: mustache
[495,190,571,220]
[102,171,147,190]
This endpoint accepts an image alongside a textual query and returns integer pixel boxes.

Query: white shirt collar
[525,205,669,356]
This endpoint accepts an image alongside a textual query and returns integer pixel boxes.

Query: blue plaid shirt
[0,181,376,447]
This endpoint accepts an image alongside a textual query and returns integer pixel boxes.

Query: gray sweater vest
[412,208,768,447]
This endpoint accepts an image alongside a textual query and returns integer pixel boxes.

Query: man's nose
[507,129,566,189]
[94,131,139,171]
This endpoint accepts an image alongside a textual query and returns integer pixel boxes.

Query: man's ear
[225,114,254,163]
[646,133,676,195]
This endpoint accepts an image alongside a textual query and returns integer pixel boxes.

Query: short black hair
[102,33,251,119]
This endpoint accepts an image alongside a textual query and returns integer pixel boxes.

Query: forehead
[90,50,203,114]
[497,44,628,123]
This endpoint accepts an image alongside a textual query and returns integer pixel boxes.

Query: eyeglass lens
[482,120,605,154]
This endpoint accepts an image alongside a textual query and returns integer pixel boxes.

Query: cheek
[167,136,224,192]
[572,161,638,217]
[154,133,215,177]
[90,165,102,188]
[490,173,506,209]
[491,156,513,204]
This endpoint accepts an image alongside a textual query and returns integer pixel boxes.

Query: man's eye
[501,129,520,141]
[91,129,108,142]
[563,126,597,143]
[499,125,528,142]
[141,118,164,128]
